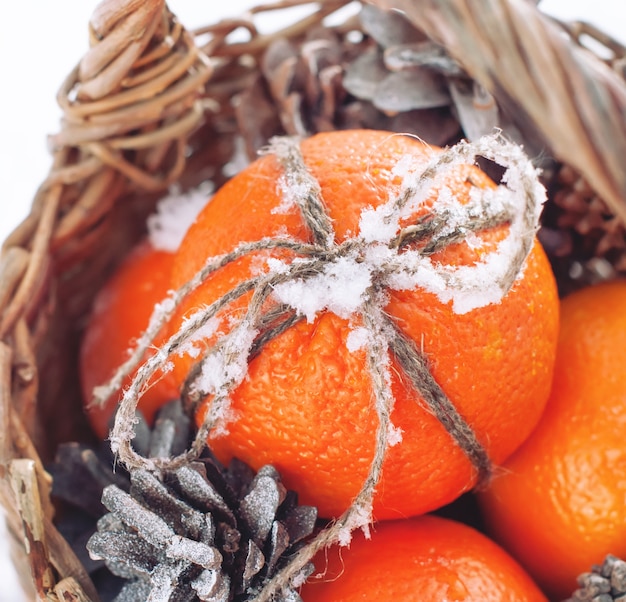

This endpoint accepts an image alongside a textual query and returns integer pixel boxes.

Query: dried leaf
[448,80,500,141]
[384,41,465,76]
[373,68,451,114]
[359,4,426,48]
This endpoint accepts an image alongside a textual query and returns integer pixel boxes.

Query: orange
[168,129,559,519]
[79,239,179,439]
[477,279,626,600]
[299,514,548,601]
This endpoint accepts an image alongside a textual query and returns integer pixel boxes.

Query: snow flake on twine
[93,131,545,601]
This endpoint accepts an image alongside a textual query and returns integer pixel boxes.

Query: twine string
[261,136,336,248]
[253,294,396,602]
[385,316,493,484]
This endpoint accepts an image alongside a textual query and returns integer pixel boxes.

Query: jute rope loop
[92,131,546,599]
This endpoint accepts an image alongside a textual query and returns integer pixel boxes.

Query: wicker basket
[2,0,626,600]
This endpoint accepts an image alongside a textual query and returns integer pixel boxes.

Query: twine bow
[93,131,545,600]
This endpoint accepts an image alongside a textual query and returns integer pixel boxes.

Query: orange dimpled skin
[80,240,179,439]
[299,515,548,601]
[478,280,626,600]
[170,129,560,519]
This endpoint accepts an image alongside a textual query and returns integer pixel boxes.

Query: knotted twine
[91,131,545,600]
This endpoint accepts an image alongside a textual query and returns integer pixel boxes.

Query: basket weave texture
[1,0,626,600]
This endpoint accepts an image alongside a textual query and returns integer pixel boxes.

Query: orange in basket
[477,280,626,600]
[299,514,548,601]
[80,240,179,439]
[167,129,559,519]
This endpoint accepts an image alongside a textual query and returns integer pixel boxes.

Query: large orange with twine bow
[88,129,557,525]
[139,129,559,521]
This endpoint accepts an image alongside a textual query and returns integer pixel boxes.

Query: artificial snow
[148,181,213,252]
[272,174,308,215]
[166,535,221,569]
[176,313,222,360]
[338,503,373,546]
[346,326,370,352]
[192,568,229,601]
[355,134,545,314]
[358,203,404,244]
[272,252,374,323]
[387,423,404,447]
[193,319,258,398]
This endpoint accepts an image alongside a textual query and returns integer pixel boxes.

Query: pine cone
[51,400,192,516]
[554,166,626,265]
[87,461,317,601]
[233,4,466,159]
[565,555,626,602]
[340,4,473,141]
[49,400,318,601]
[49,401,194,597]
[539,164,626,294]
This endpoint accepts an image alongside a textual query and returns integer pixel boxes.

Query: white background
[0,1,624,600]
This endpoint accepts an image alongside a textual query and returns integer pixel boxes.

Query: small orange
[168,129,559,519]
[299,514,548,601]
[477,280,626,600]
[79,239,179,439]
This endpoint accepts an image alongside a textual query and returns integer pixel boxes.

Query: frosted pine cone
[49,400,317,601]
[87,461,317,601]
[565,555,626,601]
